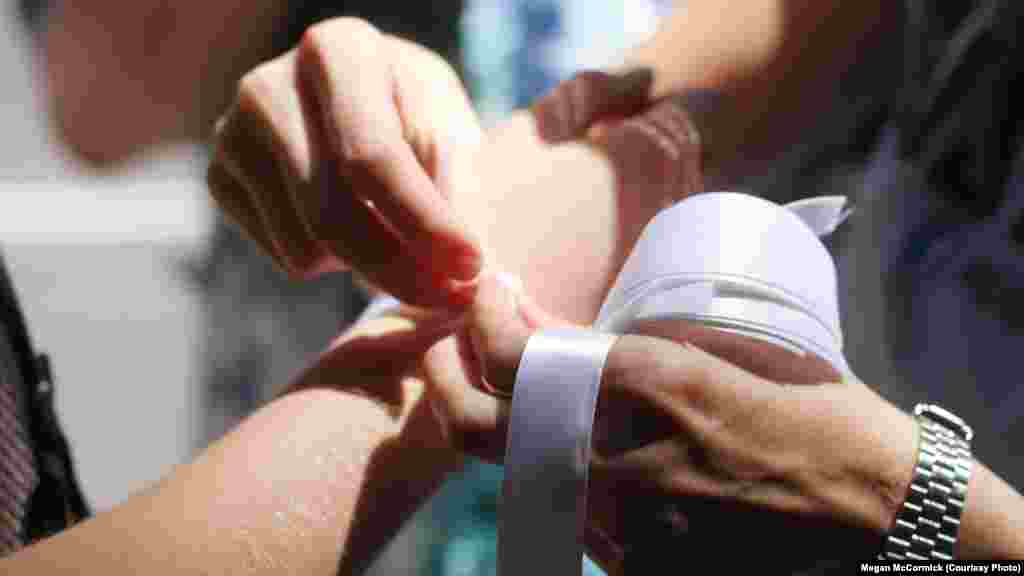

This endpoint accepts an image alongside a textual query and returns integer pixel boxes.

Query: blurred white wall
[0,4,209,512]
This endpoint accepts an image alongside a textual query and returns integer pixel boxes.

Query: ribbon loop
[499,328,618,576]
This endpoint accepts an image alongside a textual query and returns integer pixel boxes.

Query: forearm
[3,328,458,575]
[847,385,1024,560]
[957,462,1024,559]
[621,0,897,183]
[452,112,667,324]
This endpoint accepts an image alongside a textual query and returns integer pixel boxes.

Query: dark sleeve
[897,0,1024,222]
[0,252,91,543]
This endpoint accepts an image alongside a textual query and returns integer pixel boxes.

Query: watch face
[916,403,974,441]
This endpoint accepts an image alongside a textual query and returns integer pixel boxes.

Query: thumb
[464,271,573,397]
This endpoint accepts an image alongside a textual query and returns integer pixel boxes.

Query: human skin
[207,0,900,317]
[0,312,460,575]
[0,79,689,575]
[14,1,1022,574]
[5,273,1021,576]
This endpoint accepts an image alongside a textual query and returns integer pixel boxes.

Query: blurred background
[0,2,209,511]
[0,0,905,574]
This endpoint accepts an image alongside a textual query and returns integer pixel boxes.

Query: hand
[531,69,705,223]
[207,17,484,308]
[436,277,918,573]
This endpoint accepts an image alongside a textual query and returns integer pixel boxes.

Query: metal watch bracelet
[879,404,974,561]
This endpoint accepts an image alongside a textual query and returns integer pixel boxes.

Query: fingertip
[464,271,533,395]
[446,265,484,306]
[432,134,486,283]
[310,252,351,276]
[448,238,485,283]
[283,253,344,281]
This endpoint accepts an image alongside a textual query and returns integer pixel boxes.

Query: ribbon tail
[785,195,853,238]
[499,328,618,576]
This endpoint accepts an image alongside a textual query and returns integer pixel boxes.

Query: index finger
[297,19,482,284]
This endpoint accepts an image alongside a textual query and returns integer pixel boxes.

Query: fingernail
[494,272,543,329]
[495,271,536,330]
[453,241,484,282]
[467,333,514,399]
[449,254,485,289]
[466,322,506,397]
[441,218,484,283]
[446,261,485,307]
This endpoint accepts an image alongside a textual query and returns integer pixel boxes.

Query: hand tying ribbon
[335,192,910,574]
[447,192,908,575]
[450,273,915,575]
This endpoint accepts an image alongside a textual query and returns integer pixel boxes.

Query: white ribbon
[498,193,853,574]
[499,328,617,576]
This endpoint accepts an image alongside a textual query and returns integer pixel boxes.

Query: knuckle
[299,17,379,61]
[297,23,329,60]
[236,65,277,117]
[338,133,390,167]
[233,62,312,177]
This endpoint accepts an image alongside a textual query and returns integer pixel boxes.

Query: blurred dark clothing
[794,1,1024,495]
[708,6,1024,570]
[868,0,1024,491]
[0,252,89,558]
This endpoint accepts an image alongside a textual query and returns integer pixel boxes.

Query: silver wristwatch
[879,404,974,561]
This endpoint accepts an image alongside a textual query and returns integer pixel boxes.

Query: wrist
[868,400,920,536]
[823,381,919,537]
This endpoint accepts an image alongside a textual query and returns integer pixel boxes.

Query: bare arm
[447,0,898,323]
[957,462,1024,559]
[621,0,897,184]
[2,314,461,575]
[449,112,627,323]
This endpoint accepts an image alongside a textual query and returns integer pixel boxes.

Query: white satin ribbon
[499,328,618,576]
